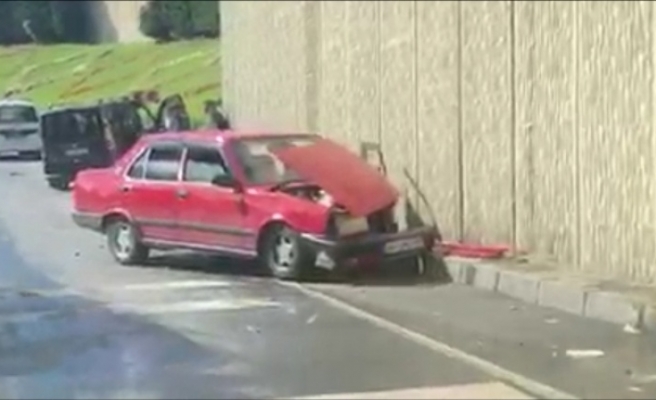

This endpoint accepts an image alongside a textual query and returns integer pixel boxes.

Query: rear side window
[42,109,101,141]
[144,144,183,181]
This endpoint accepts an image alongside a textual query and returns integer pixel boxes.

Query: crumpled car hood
[273,138,399,217]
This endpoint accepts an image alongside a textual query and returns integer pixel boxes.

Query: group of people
[162,97,231,131]
[202,99,230,130]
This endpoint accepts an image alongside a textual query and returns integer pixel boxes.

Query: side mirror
[211,174,243,192]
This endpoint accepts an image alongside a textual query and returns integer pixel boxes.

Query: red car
[71,130,437,280]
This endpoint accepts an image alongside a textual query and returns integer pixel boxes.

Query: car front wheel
[262,225,313,281]
[106,219,149,265]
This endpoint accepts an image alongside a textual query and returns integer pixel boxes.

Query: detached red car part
[71,130,437,280]
[439,241,509,259]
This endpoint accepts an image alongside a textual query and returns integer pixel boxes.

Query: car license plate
[65,148,89,156]
[383,237,424,255]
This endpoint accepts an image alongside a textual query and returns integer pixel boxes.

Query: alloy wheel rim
[273,234,296,270]
[114,224,133,259]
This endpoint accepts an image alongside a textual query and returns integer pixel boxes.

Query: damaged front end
[305,201,436,271]
[272,138,438,271]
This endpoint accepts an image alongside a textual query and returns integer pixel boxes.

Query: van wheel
[106,219,149,265]
[261,225,312,281]
[47,176,70,191]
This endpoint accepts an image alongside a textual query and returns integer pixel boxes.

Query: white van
[0,99,41,158]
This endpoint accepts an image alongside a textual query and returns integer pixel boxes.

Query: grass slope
[0,39,220,123]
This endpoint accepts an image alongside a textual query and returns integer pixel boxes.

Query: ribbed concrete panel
[460,1,514,244]
[318,1,349,144]
[577,1,655,281]
[346,1,380,146]
[514,2,577,263]
[416,1,462,238]
[379,1,417,229]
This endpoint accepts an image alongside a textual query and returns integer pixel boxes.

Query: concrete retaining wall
[221,1,656,284]
[88,0,149,43]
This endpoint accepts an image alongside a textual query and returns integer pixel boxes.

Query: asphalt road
[0,159,655,399]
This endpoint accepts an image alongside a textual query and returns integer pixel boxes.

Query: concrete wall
[89,0,149,43]
[221,1,656,284]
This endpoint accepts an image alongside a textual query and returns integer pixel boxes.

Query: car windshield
[233,135,318,185]
[0,105,38,124]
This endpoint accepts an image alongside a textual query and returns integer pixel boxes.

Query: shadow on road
[143,252,267,278]
[141,250,452,288]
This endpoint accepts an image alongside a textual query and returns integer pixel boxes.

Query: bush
[139,0,219,42]
[189,1,220,37]
[9,0,59,44]
[139,1,173,42]
[50,0,92,43]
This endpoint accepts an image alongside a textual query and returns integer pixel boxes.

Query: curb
[445,257,647,330]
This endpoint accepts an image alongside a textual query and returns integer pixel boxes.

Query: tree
[50,1,92,43]
[160,1,194,39]
[139,0,219,42]
[10,0,59,43]
[139,1,173,42]
[189,1,219,38]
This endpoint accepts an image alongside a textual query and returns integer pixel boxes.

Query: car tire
[261,225,313,281]
[106,219,149,265]
[47,176,70,191]
[414,251,442,282]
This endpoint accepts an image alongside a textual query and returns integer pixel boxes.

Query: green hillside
[0,39,220,123]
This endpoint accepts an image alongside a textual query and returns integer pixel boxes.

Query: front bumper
[300,226,436,269]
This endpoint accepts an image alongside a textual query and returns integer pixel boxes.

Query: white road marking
[0,309,62,324]
[0,280,232,300]
[117,280,232,291]
[292,381,533,400]
[112,298,280,315]
[281,282,578,400]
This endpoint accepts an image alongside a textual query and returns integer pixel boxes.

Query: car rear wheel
[261,225,312,281]
[106,219,149,265]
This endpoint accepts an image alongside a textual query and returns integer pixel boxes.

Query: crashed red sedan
[71,130,436,280]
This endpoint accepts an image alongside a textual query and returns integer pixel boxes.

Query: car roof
[141,129,319,146]
[0,98,36,107]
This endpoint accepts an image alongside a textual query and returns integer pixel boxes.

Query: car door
[121,142,184,243]
[177,143,251,254]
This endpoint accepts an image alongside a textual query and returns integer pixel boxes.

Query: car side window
[144,144,184,181]
[127,150,148,179]
[183,145,229,183]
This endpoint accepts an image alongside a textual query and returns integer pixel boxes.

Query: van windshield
[0,105,38,124]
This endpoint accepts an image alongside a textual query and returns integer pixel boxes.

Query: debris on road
[630,374,656,385]
[623,323,641,334]
[306,313,318,325]
[565,349,605,359]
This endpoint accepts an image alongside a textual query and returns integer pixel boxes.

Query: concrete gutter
[444,257,656,331]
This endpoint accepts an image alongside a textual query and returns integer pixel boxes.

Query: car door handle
[176,188,188,199]
[120,185,131,193]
